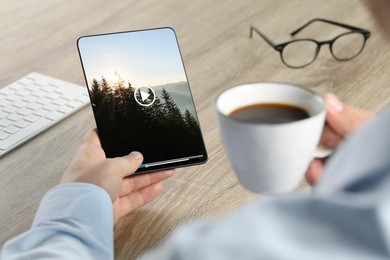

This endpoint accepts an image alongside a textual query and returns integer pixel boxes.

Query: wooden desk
[1,0,390,259]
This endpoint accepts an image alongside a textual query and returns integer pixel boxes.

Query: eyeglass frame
[249,18,371,68]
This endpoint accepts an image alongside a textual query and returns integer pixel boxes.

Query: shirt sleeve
[0,183,114,260]
[140,108,390,260]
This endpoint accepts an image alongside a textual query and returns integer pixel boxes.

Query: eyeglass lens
[331,32,366,60]
[281,40,318,68]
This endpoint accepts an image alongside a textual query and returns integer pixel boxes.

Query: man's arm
[1,183,113,259]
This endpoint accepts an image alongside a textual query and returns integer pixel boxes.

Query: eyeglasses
[250,18,371,68]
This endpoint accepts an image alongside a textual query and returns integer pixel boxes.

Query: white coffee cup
[216,82,325,194]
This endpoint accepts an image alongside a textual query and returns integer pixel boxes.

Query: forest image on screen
[79,28,205,162]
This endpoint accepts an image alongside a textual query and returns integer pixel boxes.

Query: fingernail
[326,139,339,148]
[129,151,143,161]
[325,93,343,112]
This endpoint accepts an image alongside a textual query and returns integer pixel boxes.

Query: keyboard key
[0,119,13,127]
[62,90,82,100]
[65,100,84,108]
[5,94,20,102]
[43,103,60,112]
[14,119,30,128]
[16,81,28,87]
[36,97,52,105]
[13,100,28,108]
[15,89,31,97]
[54,86,72,94]
[48,83,59,88]
[24,114,40,122]
[76,94,90,103]
[21,95,37,103]
[23,83,37,91]
[4,125,20,134]
[31,90,47,98]
[33,109,49,117]
[0,111,8,119]
[7,83,20,90]
[45,111,64,121]
[16,108,32,116]
[26,102,41,111]
[0,99,12,107]
[52,98,69,106]
[39,87,50,93]
[0,87,15,96]
[3,106,18,114]
[0,131,10,140]
[56,106,73,114]
[45,92,61,100]
[7,113,23,122]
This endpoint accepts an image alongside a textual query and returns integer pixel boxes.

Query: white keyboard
[0,72,90,157]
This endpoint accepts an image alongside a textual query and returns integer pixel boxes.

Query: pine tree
[124,83,141,116]
[112,72,126,114]
[161,88,183,123]
[150,95,164,119]
[90,79,102,108]
[112,71,125,97]
[100,76,112,105]
[184,109,199,130]
[160,88,188,153]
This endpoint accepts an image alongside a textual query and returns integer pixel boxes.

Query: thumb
[325,93,372,138]
[109,151,144,178]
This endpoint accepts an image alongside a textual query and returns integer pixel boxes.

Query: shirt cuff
[32,183,113,246]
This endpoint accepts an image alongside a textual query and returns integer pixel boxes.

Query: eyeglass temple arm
[290,18,369,36]
[250,26,277,49]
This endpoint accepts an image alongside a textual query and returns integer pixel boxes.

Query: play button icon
[134,86,156,107]
[140,91,150,102]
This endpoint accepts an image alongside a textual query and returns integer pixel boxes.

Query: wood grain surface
[1,0,390,259]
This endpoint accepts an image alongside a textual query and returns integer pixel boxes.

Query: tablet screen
[77,28,207,173]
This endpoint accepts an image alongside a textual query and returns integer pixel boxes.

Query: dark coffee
[229,103,310,124]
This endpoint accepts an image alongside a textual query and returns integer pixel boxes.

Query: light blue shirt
[2,107,390,260]
[1,183,114,259]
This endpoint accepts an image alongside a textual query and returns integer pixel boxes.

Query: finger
[305,160,324,186]
[119,169,174,197]
[319,124,342,149]
[83,128,101,147]
[107,151,144,178]
[116,182,164,218]
[325,93,373,138]
[74,128,105,161]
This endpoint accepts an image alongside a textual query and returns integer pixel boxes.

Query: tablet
[77,28,207,173]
